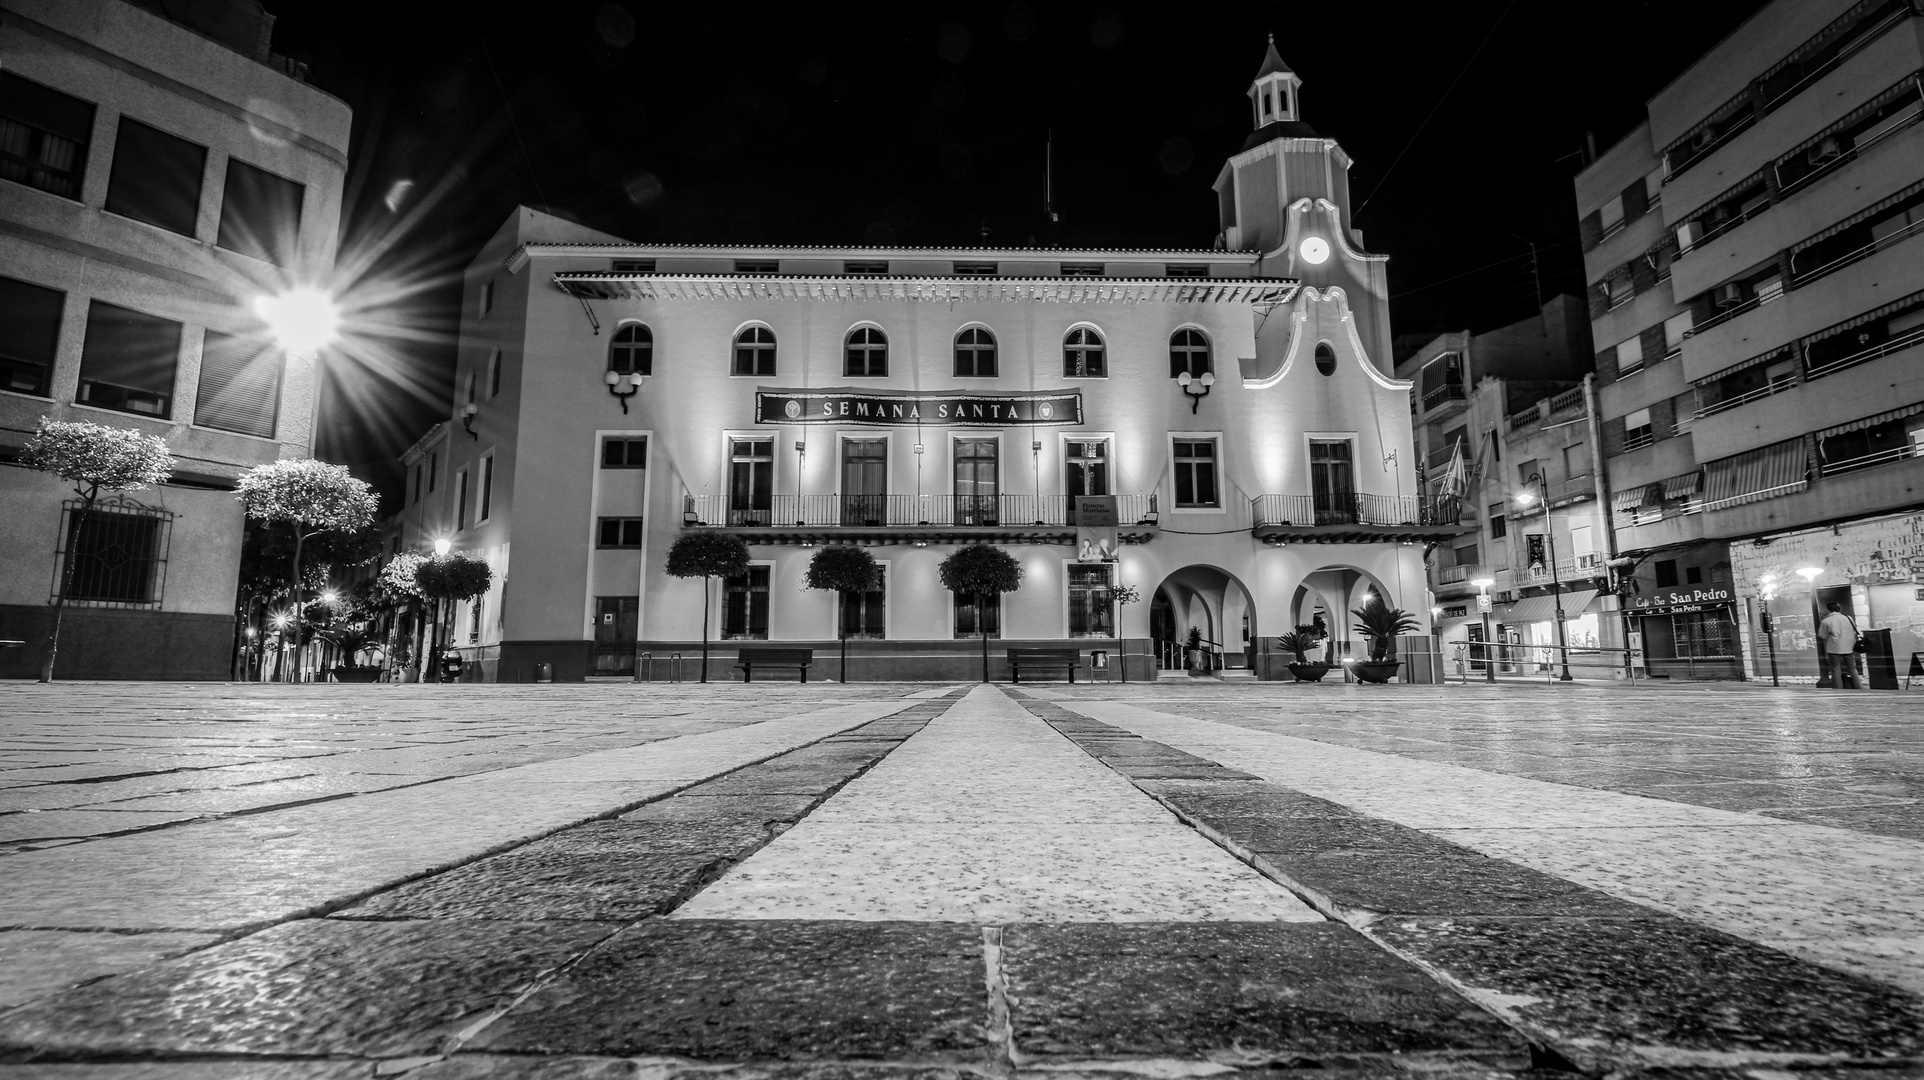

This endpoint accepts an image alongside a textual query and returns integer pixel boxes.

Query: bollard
[535,661,553,684]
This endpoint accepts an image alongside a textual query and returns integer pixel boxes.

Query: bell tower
[1247,35,1301,127]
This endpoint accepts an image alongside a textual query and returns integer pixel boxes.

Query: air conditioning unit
[1806,137,1843,166]
[1691,127,1719,152]
[1713,282,1745,307]
[1676,222,1701,252]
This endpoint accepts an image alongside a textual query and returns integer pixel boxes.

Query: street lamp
[1176,370,1216,413]
[1758,573,1781,687]
[433,537,452,557]
[254,286,341,357]
[1517,473,1573,681]
[1471,577,1496,684]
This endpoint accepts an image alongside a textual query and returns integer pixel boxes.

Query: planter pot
[1186,648,1207,671]
[1353,660,1401,684]
[331,666,381,683]
[1287,661,1332,682]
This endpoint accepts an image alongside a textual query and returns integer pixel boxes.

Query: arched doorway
[1151,565,1257,671]
[1290,565,1394,665]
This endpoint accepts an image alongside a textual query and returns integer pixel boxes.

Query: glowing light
[1299,236,1330,264]
[1795,566,1824,581]
[320,589,340,605]
[433,538,452,557]
[254,286,342,356]
[1470,577,1495,590]
[1515,490,1536,505]
[271,612,291,629]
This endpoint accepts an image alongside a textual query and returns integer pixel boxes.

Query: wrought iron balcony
[681,493,1159,545]
[1251,493,1469,544]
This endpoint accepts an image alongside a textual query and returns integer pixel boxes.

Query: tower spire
[1247,34,1302,128]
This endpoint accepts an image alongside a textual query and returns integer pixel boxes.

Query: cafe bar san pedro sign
[756,388,1083,426]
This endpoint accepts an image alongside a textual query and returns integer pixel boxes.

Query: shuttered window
[216,158,304,266]
[105,117,205,237]
[194,331,281,437]
[78,301,179,418]
[0,274,63,397]
[0,72,94,200]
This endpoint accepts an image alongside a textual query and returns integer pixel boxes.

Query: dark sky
[269,1,1768,505]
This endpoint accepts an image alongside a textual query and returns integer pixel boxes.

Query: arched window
[610,324,652,376]
[1314,342,1337,376]
[1169,328,1210,379]
[845,326,888,377]
[733,326,775,377]
[1063,326,1105,378]
[953,327,997,377]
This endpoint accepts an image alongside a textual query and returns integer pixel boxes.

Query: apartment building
[0,0,350,679]
[1576,0,1924,681]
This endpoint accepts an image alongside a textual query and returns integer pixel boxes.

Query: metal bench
[735,647,814,683]
[1007,647,1079,684]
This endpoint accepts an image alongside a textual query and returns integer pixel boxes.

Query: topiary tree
[377,551,428,678]
[1351,595,1421,662]
[805,545,879,683]
[415,552,493,683]
[236,459,377,680]
[665,530,751,683]
[938,544,1023,682]
[18,418,174,682]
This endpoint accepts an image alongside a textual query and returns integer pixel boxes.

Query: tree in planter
[378,552,428,680]
[1351,595,1421,662]
[18,418,174,682]
[804,545,879,683]
[937,544,1023,682]
[414,552,493,683]
[236,459,377,681]
[664,530,751,683]
[1112,583,1141,682]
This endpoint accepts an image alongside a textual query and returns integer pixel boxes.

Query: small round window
[1314,342,1337,376]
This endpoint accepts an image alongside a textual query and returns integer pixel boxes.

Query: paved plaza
[0,679,1920,1079]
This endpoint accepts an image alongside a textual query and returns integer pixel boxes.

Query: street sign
[1476,595,1492,613]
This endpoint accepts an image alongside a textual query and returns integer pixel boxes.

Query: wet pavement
[0,678,1920,1078]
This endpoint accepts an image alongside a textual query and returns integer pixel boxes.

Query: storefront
[1622,587,1742,680]
[1732,510,1924,685]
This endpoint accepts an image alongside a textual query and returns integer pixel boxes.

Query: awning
[1662,470,1702,499]
[1703,439,1808,510]
[1801,288,1924,349]
[1792,177,1924,255]
[1815,401,1924,440]
[1506,589,1599,624]
[1696,342,1795,387]
[1612,488,1650,513]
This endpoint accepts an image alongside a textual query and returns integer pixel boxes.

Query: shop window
[1655,559,1679,587]
[609,324,652,376]
[733,326,776,376]
[1172,438,1218,508]
[0,274,64,397]
[194,330,281,437]
[1063,327,1105,378]
[105,117,205,237]
[77,300,180,418]
[1169,328,1210,379]
[600,436,648,468]
[216,158,304,266]
[845,326,888,377]
[61,505,167,604]
[954,591,1000,639]
[596,517,644,547]
[0,72,94,200]
[953,327,997,377]
[722,566,770,639]
[1068,563,1116,637]
[839,574,885,639]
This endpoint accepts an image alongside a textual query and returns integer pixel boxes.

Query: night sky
[268,1,1768,505]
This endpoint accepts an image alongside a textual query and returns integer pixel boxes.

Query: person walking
[1816,601,1860,689]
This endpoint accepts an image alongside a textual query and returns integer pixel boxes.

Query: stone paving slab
[0,918,617,1059]
[467,920,988,1061]
[1000,922,1526,1064]
[0,930,218,1009]
[0,1064,373,1079]
[0,810,201,843]
[618,793,822,823]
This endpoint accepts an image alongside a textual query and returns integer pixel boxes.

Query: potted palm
[328,628,381,682]
[1351,596,1420,683]
[1278,624,1332,682]
[1185,626,1208,673]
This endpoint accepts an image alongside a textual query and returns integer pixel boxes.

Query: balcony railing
[1806,320,1924,380]
[1820,442,1920,477]
[683,493,1158,529]
[1792,214,1924,290]
[1251,493,1460,528]
[1421,384,1467,412]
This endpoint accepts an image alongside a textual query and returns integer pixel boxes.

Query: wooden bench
[1007,648,1080,684]
[735,648,814,683]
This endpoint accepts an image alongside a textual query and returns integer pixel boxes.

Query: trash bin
[535,661,553,684]
[1862,627,1898,690]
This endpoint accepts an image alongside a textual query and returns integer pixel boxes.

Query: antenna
[1045,130,1059,225]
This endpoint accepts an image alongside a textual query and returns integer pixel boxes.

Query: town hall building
[404,40,1464,681]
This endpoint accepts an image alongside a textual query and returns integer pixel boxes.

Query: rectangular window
[601,435,648,468]
[410,465,421,505]
[487,349,502,398]
[953,261,998,275]
[1309,439,1355,523]
[0,274,63,397]
[1686,564,1703,584]
[1488,504,1507,538]
[722,566,771,639]
[1615,334,1644,374]
[596,517,644,547]
[194,330,281,437]
[1655,559,1679,587]
[1068,562,1116,637]
[954,590,1001,639]
[1060,263,1105,276]
[729,438,775,526]
[1065,439,1110,499]
[216,158,303,266]
[1453,541,1480,568]
[428,452,439,492]
[734,260,778,273]
[839,573,885,639]
[612,259,655,272]
[1623,407,1653,448]
[953,437,998,525]
[0,72,94,200]
[840,438,887,525]
[77,300,180,418]
[1172,439,1219,508]
[63,508,162,603]
[1569,524,1594,557]
[479,279,494,316]
[455,468,470,531]
[1517,459,1539,487]
[105,117,205,237]
[1165,264,1209,278]
[478,454,494,522]
[843,260,888,274]
[1599,194,1625,233]
[1563,441,1592,478]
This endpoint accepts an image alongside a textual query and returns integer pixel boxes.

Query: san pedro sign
[1628,587,1732,613]
[756,388,1083,426]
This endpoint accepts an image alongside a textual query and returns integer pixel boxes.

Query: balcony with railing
[681,492,1160,544]
[1420,383,1467,415]
[1251,493,1468,543]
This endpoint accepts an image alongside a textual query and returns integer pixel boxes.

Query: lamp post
[1796,566,1825,686]
[1518,474,1573,681]
[1757,573,1781,687]
[1176,370,1216,413]
[1471,577,1496,684]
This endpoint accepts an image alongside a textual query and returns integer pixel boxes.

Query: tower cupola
[1247,34,1301,127]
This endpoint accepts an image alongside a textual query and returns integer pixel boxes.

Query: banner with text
[756,388,1083,426]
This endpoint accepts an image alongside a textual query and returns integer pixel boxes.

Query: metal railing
[1421,384,1467,412]
[684,492,1158,529]
[1806,321,1924,380]
[1251,493,1459,528]
[1820,442,1921,477]
[1792,215,1924,290]
[1695,375,1797,419]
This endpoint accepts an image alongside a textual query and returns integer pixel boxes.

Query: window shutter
[1621,178,1649,222]
[1639,324,1667,364]
[194,331,281,437]
[1579,211,1603,248]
